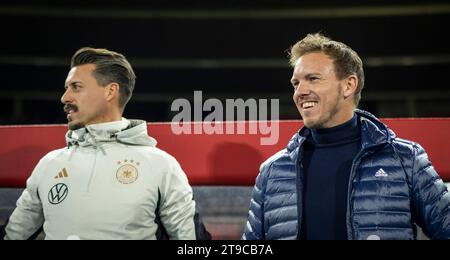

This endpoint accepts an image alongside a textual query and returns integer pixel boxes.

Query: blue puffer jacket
[243,110,450,240]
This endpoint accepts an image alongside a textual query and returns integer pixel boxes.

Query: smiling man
[4,47,209,240]
[242,33,450,240]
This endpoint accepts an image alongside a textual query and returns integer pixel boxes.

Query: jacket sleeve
[411,143,450,240]
[242,162,269,240]
[4,159,45,240]
[159,156,196,240]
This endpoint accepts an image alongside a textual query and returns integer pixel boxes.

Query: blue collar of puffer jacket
[286,109,394,162]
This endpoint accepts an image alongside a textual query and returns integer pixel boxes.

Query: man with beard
[242,33,449,240]
[4,47,209,240]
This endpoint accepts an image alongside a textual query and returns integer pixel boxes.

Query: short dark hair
[71,47,136,111]
[289,33,365,106]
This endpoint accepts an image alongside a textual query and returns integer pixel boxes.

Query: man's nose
[61,89,71,104]
[294,82,311,98]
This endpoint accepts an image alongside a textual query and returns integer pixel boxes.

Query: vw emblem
[48,183,68,204]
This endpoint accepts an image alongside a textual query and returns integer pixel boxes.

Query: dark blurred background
[1,0,450,125]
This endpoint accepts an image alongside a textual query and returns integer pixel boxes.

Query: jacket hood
[65,118,157,148]
[286,109,394,158]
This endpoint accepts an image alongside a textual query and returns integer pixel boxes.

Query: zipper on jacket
[295,138,306,240]
[86,146,99,193]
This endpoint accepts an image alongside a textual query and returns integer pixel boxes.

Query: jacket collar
[357,109,393,150]
[286,109,393,161]
[65,118,157,148]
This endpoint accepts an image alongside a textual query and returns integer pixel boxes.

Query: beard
[305,102,340,129]
[68,121,84,130]
[64,104,83,130]
[302,84,343,129]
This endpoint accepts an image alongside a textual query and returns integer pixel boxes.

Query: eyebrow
[305,73,321,77]
[64,81,82,89]
[291,72,321,82]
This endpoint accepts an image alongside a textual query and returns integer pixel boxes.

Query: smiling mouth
[301,101,318,110]
[64,105,78,121]
[66,111,75,121]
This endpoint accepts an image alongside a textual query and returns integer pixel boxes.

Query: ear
[104,83,120,102]
[343,75,358,100]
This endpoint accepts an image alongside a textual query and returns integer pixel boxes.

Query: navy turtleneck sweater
[300,114,361,240]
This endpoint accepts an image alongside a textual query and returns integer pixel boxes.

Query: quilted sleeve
[242,162,270,240]
[411,143,450,240]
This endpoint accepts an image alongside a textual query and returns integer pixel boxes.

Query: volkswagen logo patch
[48,183,69,205]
